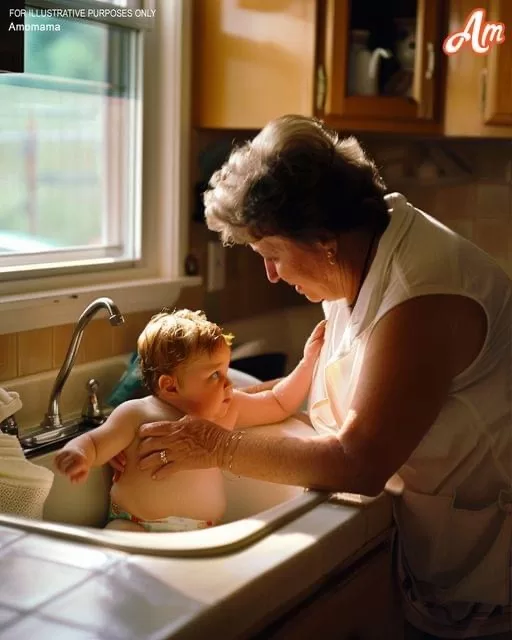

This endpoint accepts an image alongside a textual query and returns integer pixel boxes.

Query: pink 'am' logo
[443,8,506,54]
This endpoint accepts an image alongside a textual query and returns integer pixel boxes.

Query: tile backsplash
[0,311,154,383]
[0,282,207,384]
[360,136,512,274]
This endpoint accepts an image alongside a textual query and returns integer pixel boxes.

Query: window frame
[0,0,198,335]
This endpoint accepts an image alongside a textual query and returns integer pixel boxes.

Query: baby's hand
[303,320,326,362]
[54,448,90,484]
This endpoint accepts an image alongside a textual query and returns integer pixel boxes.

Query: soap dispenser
[0,388,22,437]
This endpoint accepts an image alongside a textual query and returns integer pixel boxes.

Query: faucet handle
[86,378,99,395]
[82,378,104,424]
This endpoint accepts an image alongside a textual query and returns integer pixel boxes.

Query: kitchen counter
[0,492,392,640]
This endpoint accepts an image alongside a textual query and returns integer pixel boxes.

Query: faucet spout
[41,297,125,429]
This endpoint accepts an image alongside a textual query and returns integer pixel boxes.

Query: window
[0,1,196,332]
[0,2,143,275]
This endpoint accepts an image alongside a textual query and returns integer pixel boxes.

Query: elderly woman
[137,115,512,639]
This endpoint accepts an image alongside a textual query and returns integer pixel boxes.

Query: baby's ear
[158,374,178,395]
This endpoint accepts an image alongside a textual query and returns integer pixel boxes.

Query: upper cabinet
[192,0,446,133]
[317,0,444,133]
[192,0,511,137]
[192,0,317,129]
[444,0,512,137]
[483,0,512,126]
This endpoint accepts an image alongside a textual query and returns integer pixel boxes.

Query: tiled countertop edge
[138,493,394,640]
[0,494,393,640]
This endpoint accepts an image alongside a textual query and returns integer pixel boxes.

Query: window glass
[0,9,140,270]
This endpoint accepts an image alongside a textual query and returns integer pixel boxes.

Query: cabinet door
[483,0,512,126]
[193,0,316,129]
[259,544,404,640]
[318,0,443,133]
[443,0,512,137]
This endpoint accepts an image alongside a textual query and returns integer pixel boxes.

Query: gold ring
[159,449,169,465]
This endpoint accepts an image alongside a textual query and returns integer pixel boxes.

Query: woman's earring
[326,249,336,265]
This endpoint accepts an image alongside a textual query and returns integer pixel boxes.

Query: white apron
[308,193,512,637]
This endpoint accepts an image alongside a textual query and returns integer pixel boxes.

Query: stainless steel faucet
[41,297,125,429]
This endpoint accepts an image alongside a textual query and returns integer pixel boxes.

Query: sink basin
[0,417,329,557]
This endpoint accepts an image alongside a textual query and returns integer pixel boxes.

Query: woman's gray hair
[203,115,388,246]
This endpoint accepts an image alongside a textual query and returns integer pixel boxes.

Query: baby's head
[137,309,234,419]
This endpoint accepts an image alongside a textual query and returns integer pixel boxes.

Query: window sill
[0,275,202,335]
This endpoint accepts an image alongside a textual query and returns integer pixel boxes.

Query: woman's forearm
[218,430,373,494]
[137,412,378,495]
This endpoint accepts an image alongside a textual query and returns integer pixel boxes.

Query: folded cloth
[0,388,22,423]
[0,433,54,520]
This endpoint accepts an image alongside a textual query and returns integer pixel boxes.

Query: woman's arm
[138,295,486,494]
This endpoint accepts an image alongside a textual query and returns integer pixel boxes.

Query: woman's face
[250,236,342,302]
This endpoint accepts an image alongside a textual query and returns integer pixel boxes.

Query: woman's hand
[137,416,229,480]
[303,319,326,363]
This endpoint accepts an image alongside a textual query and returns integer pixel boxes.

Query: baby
[54,309,325,533]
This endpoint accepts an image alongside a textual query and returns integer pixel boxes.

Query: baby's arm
[54,401,140,483]
[232,320,326,427]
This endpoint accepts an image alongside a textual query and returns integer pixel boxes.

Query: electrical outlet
[207,241,226,292]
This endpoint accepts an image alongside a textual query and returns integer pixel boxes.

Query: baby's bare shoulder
[138,396,182,423]
[107,397,152,424]
[110,396,182,430]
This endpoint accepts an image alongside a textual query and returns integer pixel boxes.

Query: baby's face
[175,341,233,420]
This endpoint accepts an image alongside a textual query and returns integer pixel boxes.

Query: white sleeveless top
[308,193,512,637]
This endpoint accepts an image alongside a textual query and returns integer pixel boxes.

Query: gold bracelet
[226,430,244,473]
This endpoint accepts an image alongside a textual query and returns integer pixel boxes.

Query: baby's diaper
[108,502,215,532]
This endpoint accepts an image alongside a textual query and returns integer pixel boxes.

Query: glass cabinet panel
[320,0,442,129]
[346,0,418,98]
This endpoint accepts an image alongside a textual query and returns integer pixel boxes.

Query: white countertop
[0,492,392,639]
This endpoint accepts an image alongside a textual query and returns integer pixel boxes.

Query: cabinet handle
[316,63,327,112]
[480,67,487,116]
[425,42,435,80]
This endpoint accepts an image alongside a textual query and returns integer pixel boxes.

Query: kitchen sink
[0,417,329,557]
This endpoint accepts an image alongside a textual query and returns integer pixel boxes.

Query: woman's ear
[316,238,337,252]
[158,374,178,396]
[316,239,337,264]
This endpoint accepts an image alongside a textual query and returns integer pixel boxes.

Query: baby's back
[110,396,226,522]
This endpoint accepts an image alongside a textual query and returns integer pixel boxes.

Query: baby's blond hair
[137,309,234,394]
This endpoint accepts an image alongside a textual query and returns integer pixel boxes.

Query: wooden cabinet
[192,0,512,136]
[483,0,512,126]
[317,0,444,134]
[192,0,447,134]
[192,0,317,129]
[443,0,512,137]
[255,542,404,640]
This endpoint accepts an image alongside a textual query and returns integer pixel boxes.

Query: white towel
[0,432,54,520]
[0,388,22,423]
